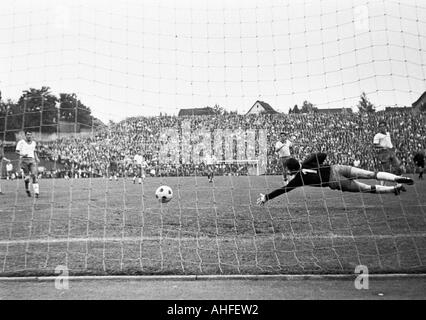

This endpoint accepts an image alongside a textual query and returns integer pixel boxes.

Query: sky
[0,0,425,123]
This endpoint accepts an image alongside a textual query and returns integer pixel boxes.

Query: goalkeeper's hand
[256,193,267,206]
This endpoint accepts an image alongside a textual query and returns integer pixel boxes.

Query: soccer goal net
[0,0,425,277]
[216,160,261,176]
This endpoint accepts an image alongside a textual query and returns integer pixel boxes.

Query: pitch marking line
[1,273,426,282]
[1,233,426,245]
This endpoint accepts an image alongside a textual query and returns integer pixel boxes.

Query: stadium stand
[3,109,423,179]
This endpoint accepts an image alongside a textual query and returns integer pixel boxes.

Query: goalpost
[215,160,260,176]
[0,0,425,277]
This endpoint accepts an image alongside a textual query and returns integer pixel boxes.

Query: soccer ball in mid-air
[155,185,173,203]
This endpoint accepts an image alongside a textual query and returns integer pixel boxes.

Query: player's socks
[376,172,399,182]
[24,178,30,191]
[33,183,39,196]
[138,178,142,184]
[133,176,136,184]
[372,184,402,194]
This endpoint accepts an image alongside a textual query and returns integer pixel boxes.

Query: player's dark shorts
[279,156,291,169]
[279,156,291,176]
[20,157,38,176]
[415,161,425,168]
[376,148,400,167]
[134,164,142,175]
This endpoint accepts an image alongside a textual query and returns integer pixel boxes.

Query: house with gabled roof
[245,101,278,115]
[412,91,426,113]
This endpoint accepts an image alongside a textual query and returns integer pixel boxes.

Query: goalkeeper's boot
[256,193,267,206]
[394,184,407,196]
[395,176,414,185]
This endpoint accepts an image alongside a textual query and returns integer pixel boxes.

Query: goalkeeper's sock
[372,185,398,194]
[376,172,398,182]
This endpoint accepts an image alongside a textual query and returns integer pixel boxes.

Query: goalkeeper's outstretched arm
[265,173,302,201]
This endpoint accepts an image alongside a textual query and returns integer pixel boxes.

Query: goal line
[2,232,426,246]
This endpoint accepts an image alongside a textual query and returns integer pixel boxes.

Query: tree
[0,99,5,134]
[300,100,318,113]
[212,104,225,115]
[59,93,93,128]
[357,92,375,113]
[289,104,300,114]
[0,98,23,140]
[18,86,58,133]
[2,88,97,137]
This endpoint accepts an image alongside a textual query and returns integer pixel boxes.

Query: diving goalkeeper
[257,152,414,206]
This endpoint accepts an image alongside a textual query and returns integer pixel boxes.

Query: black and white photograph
[0,0,425,308]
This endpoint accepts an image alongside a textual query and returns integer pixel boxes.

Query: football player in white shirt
[373,121,401,175]
[205,154,217,183]
[15,131,40,198]
[275,132,293,184]
[133,151,146,184]
[0,139,11,195]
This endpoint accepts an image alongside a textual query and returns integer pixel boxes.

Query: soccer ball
[155,185,173,203]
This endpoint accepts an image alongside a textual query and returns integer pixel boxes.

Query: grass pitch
[0,175,425,276]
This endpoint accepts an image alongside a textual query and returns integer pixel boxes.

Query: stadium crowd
[12,109,425,178]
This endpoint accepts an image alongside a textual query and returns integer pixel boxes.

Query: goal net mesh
[0,0,425,276]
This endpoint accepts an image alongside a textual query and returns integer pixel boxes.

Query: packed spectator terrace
[28,109,425,179]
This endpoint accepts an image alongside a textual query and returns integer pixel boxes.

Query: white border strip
[1,274,426,281]
[2,231,426,245]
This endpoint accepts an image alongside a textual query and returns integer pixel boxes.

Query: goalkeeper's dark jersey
[266,153,332,201]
